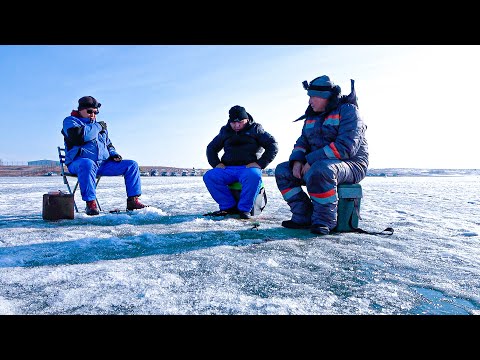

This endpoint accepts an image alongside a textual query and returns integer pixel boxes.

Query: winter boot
[310,224,330,235]
[85,200,100,216]
[203,207,239,217]
[239,212,251,219]
[281,220,311,229]
[127,196,148,211]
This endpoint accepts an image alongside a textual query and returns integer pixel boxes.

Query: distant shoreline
[0,165,209,177]
[0,165,478,177]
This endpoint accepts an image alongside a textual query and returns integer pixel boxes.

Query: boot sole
[281,222,311,229]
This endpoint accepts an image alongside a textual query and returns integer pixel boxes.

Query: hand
[215,163,226,169]
[97,121,107,132]
[246,162,261,169]
[111,154,122,162]
[292,161,303,179]
[301,162,311,176]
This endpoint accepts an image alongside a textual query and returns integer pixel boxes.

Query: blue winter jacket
[206,113,278,169]
[289,100,368,168]
[62,110,120,166]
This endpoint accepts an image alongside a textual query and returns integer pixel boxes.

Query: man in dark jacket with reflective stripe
[275,75,369,235]
[204,105,278,219]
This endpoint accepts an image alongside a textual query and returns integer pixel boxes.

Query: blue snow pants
[203,166,263,213]
[67,158,142,202]
[275,159,367,230]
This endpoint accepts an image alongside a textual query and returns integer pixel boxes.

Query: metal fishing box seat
[57,146,102,213]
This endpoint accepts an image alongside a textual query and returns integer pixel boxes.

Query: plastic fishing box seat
[334,183,362,232]
[228,180,267,216]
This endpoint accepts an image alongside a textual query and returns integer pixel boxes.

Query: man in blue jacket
[62,96,147,215]
[275,75,369,235]
[204,105,278,219]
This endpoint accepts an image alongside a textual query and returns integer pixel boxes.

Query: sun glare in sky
[0,45,478,169]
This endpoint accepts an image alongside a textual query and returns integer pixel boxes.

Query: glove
[111,154,122,162]
[97,121,107,132]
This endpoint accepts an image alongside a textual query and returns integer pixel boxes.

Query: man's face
[79,108,99,121]
[229,118,248,131]
[309,96,329,113]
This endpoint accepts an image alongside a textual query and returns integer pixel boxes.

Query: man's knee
[203,168,215,183]
[274,161,290,178]
[125,159,139,169]
[245,167,262,181]
[307,161,335,182]
[71,158,97,174]
[118,159,139,174]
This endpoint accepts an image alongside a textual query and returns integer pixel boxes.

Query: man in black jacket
[204,105,278,219]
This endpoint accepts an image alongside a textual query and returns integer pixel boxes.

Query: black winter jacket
[206,113,278,169]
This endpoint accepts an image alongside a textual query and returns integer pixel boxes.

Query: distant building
[28,160,60,166]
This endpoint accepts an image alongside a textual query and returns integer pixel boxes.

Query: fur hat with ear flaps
[306,75,336,99]
[294,75,347,122]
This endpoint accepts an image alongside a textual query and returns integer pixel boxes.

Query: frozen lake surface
[0,174,479,315]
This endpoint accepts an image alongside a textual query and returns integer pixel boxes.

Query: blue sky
[1,45,478,169]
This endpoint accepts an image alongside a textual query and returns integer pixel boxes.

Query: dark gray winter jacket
[289,99,369,169]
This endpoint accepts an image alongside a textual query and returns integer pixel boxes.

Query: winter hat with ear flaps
[78,96,102,110]
[306,75,335,99]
